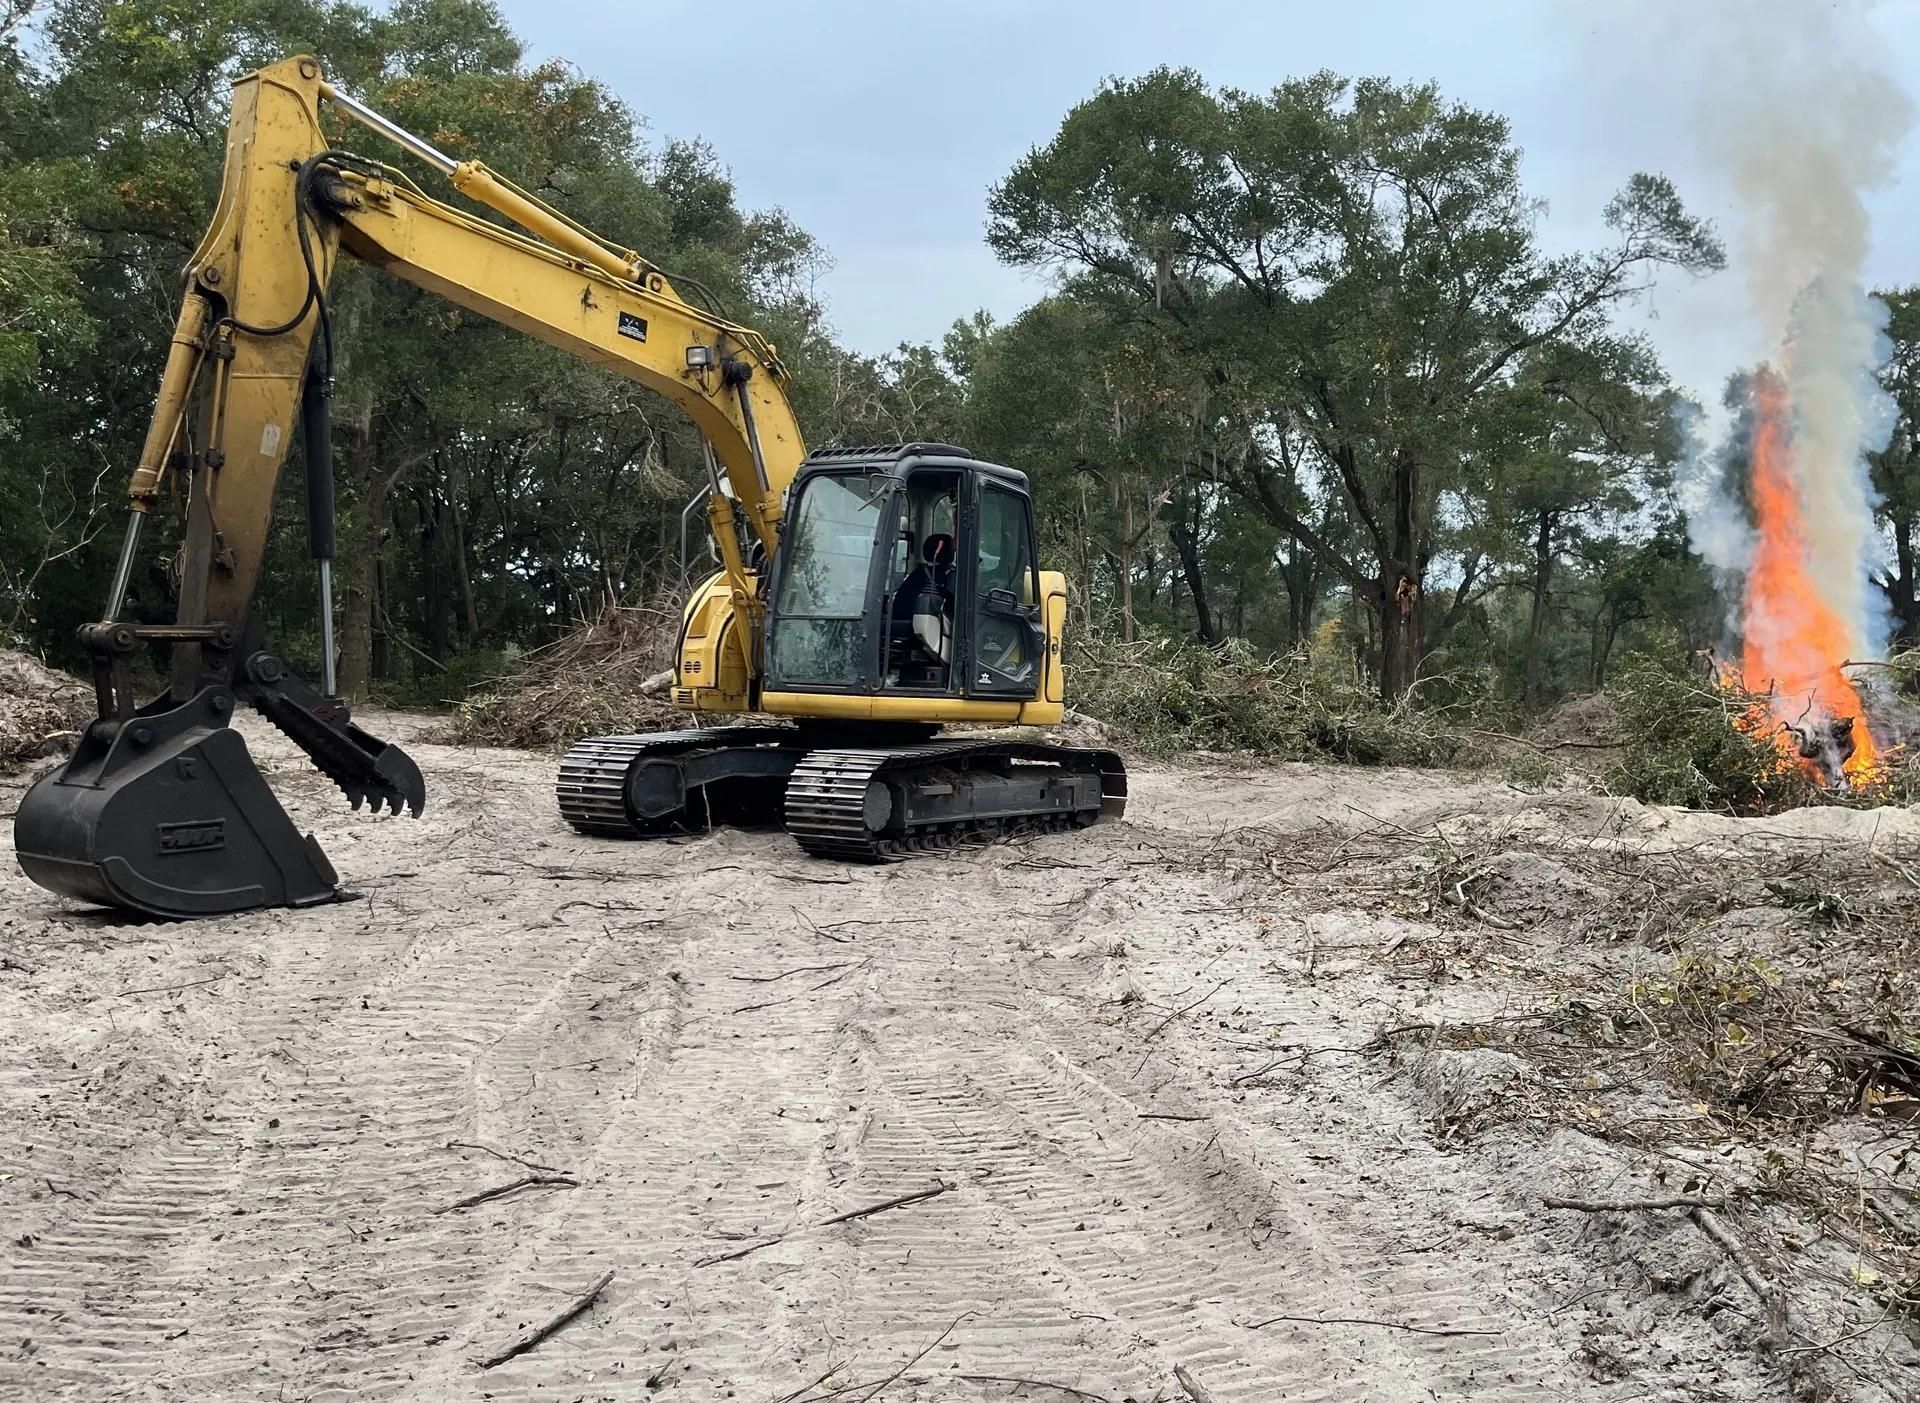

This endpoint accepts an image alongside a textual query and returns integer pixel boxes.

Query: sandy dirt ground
[3,714,1917,1401]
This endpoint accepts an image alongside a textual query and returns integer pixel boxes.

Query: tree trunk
[1523,509,1556,708]
[1118,487,1136,642]
[1379,448,1423,701]
[337,428,379,700]
[1281,540,1316,649]
[371,554,392,682]
[1888,513,1917,648]
[1167,514,1217,644]
[1378,574,1420,700]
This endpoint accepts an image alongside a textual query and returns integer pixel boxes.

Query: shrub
[1065,631,1468,767]
[1603,653,1816,814]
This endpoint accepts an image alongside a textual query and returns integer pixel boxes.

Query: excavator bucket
[14,667,425,920]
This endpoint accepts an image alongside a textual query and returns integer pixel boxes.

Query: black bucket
[14,687,338,918]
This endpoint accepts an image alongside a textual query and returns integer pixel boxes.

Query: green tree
[987,67,1723,697]
[1873,285,1920,649]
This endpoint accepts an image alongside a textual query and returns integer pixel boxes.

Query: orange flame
[1735,370,1878,786]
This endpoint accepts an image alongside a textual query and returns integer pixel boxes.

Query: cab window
[767,473,886,686]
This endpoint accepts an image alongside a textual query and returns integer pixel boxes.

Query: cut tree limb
[1541,1194,1786,1348]
[435,1173,579,1214]
[958,1375,1114,1401]
[1692,1206,1789,1349]
[1143,980,1231,1043]
[856,1312,970,1401]
[1243,1311,1501,1338]
[640,668,673,696]
[1542,1194,1727,1212]
[1173,1363,1216,1403]
[475,1267,613,1369]
[696,1181,953,1266]
[444,1140,565,1175]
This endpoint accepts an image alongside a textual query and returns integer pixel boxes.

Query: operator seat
[891,532,955,664]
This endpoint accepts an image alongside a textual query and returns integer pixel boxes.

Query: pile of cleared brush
[1065,632,1472,767]
[448,605,684,751]
[0,649,92,774]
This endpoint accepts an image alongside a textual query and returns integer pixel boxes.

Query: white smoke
[1679,0,1910,660]
[1670,396,1751,594]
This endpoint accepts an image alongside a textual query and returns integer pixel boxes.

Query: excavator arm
[14,56,808,917]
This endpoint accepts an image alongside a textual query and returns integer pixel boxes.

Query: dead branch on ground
[695,1181,953,1266]
[855,1312,971,1401]
[444,1140,565,1174]
[475,1267,614,1369]
[1173,1363,1216,1403]
[1542,1194,1729,1212]
[1142,980,1231,1043]
[434,1173,579,1214]
[959,1375,1114,1401]
[1242,1311,1501,1337]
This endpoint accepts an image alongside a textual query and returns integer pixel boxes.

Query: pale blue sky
[500,0,1920,409]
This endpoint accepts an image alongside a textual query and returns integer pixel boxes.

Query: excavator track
[557,725,802,836]
[783,740,1127,861]
[559,730,1126,858]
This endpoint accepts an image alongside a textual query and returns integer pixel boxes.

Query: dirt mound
[1530,690,1621,750]
[446,606,685,750]
[0,649,91,774]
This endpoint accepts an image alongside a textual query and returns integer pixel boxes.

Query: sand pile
[0,648,92,773]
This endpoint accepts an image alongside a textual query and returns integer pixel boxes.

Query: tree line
[2,0,1916,708]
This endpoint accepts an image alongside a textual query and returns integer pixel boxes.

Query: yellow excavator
[13,57,1125,919]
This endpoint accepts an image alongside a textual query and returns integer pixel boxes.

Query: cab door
[964,477,1045,698]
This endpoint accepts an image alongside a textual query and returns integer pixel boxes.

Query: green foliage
[1065,630,1466,767]
[1604,652,1815,814]
[985,65,1722,697]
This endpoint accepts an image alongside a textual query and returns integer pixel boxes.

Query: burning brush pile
[446,604,685,751]
[1706,371,1914,798]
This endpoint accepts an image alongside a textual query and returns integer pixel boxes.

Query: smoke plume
[1659,0,1910,775]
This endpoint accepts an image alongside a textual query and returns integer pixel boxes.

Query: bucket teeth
[241,652,425,819]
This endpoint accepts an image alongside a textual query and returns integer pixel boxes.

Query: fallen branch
[118,971,229,997]
[858,1312,970,1401]
[475,1267,614,1369]
[730,958,871,1014]
[818,1181,951,1229]
[1143,980,1231,1043]
[729,960,859,985]
[696,1180,952,1266]
[435,1173,579,1214]
[1541,1196,1785,1347]
[1243,1311,1501,1338]
[445,1140,565,1175]
[1441,882,1520,930]
[1542,1194,1728,1213]
[1173,1363,1216,1403]
[958,1375,1114,1401]
[1232,1043,1371,1084]
[1461,726,1624,752]
[1692,1206,1789,1349]
[1138,1112,1207,1122]
[772,1362,847,1403]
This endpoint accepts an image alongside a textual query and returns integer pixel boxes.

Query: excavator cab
[763,443,1048,707]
